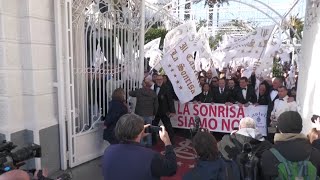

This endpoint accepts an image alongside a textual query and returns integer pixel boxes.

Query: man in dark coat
[261,111,320,179]
[153,75,176,144]
[234,77,257,106]
[213,78,234,104]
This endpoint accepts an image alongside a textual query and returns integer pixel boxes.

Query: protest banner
[171,102,267,136]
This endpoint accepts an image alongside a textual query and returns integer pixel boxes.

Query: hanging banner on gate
[171,102,267,136]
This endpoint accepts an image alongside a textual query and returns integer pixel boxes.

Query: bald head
[239,117,256,129]
[0,170,30,180]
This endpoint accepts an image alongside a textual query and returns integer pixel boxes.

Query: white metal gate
[56,0,145,169]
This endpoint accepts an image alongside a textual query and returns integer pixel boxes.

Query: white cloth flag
[148,49,163,71]
[144,38,161,57]
[163,21,197,53]
[219,26,275,65]
[161,36,202,103]
[93,43,107,72]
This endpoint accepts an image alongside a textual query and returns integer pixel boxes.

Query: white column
[297,1,320,134]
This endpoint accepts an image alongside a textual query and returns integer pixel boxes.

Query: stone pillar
[0,0,60,174]
[297,0,320,134]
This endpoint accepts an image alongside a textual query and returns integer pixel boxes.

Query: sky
[182,0,306,26]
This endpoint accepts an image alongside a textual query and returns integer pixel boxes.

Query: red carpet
[152,136,196,180]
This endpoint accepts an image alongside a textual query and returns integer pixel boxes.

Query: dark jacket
[218,128,272,161]
[103,100,128,143]
[129,88,158,116]
[312,139,320,151]
[154,84,175,115]
[218,128,272,180]
[213,87,234,104]
[235,86,257,104]
[103,142,177,180]
[194,91,214,103]
[183,158,227,180]
[257,93,271,106]
[261,134,320,180]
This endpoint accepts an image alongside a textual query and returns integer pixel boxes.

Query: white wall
[0,0,58,139]
[297,1,320,134]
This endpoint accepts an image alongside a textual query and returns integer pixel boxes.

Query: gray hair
[115,114,144,142]
[239,117,256,129]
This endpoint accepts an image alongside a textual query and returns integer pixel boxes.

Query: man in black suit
[213,78,234,104]
[153,75,176,144]
[235,77,257,107]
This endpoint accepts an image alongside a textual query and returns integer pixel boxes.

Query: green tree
[288,14,304,39]
[272,57,283,77]
[145,28,168,49]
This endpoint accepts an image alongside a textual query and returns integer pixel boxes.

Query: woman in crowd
[256,81,271,106]
[194,83,214,103]
[103,88,128,144]
[183,131,236,180]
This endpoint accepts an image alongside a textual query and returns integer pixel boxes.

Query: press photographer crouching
[218,117,272,180]
[0,141,70,180]
[183,131,230,180]
[102,114,177,180]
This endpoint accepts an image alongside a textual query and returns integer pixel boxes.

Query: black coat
[155,84,175,116]
[212,87,234,104]
[234,86,257,104]
[218,133,272,161]
[103,100,128,143]
[261,137,320,180]
[194,91,214,103]
[257,94,271,106]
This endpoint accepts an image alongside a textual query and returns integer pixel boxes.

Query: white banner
[161,36,202,104]
[148,49,163,71]
[171,102,267,136]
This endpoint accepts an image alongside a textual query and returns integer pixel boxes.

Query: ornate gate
[55,0,145,169]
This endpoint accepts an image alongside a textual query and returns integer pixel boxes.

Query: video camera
[0,140,71,180]
[0,140,41,174]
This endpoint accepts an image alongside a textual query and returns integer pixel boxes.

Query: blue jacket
[183,158,227,180]
[103,100,128,143]
[103,143,158,180]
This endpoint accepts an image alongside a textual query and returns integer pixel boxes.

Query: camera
[0,140,41,173]
[0,140,71,180]
[145,126,162,133]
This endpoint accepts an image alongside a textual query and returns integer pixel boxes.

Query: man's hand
[225,102,232,106]
[142,124,151,138]
[254,103,259,106]
[244,103,250,107]
[238,103,243,107]
[287,97,295,102]
[168,113,175,118]
[159,125,171,146]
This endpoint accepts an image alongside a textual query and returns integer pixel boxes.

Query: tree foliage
[145,28,168,49]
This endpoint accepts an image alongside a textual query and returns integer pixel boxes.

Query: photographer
[218,117,272,180]
[102,114,177,180]
[0,170,30,180]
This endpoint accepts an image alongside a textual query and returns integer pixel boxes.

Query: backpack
[270,148,319,180]
[231,136,261,180]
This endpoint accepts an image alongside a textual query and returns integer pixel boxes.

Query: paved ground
[51,158,103,180]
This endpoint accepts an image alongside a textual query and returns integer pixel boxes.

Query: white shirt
[220,88,224,94]
[271,95,297,119]
[270,90,278,101]
[242,87,247,99]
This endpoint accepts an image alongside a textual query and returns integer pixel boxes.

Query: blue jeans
[142,116,153,146]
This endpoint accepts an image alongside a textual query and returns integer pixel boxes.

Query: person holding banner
[153,75,176,145]
[234,77,257,107]
[193,83,214,104]
[213,78,234,105]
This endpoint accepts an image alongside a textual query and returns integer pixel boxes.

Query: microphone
[193,116,201,133]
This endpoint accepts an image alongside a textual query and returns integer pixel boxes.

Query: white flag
[144,38,161,57]
[163,21,197,53]
[148,49,163,71]
[161,36,202,103]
